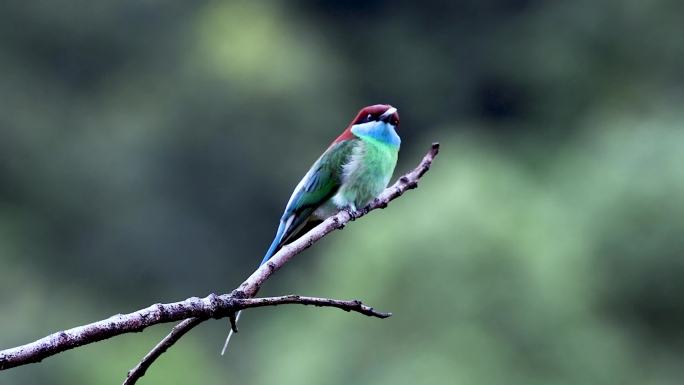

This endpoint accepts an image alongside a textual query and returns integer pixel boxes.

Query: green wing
[276,139,357,247]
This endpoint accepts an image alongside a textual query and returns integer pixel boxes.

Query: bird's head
[332,104,401,145]
[351,104,400,127]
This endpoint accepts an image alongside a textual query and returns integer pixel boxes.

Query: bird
[221,104,401,355]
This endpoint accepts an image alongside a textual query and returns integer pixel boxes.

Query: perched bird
[221,104,401,354]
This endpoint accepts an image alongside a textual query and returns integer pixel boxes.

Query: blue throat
[351,121,401,147]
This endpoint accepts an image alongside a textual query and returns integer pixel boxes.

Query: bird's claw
[343,207,359,221]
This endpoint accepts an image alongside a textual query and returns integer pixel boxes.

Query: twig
[0,142,440,383]
[123,318,202,385]
[236,295,391,317]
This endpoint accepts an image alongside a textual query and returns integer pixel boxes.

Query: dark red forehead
[351,104,396,125]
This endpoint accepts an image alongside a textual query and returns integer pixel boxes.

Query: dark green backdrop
[1,1,683,384]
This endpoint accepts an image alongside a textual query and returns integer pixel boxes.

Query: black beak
[379,107,397,123]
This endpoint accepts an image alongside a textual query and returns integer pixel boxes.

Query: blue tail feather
[260,219,288,266]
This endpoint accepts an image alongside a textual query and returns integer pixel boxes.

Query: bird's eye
[366,114,372,121]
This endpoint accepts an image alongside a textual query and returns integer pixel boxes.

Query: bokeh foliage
[1,1,683,384]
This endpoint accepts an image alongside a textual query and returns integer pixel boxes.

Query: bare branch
[0,142,440,382]
[0,294,390,371]
[122,295,391,384]
[124,143,439,383]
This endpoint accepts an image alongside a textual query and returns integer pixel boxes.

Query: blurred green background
[2,1,684,384]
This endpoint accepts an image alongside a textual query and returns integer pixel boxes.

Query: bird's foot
[343,206,360,221]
